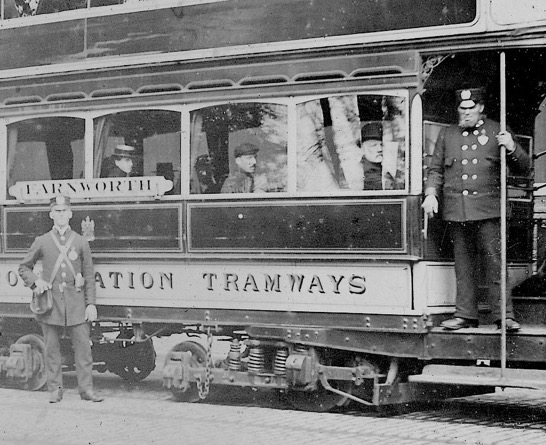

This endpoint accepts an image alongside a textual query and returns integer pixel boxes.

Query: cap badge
[56,196,66,205]
[461,90,472,100]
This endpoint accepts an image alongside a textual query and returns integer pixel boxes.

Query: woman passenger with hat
[100,144,136,178]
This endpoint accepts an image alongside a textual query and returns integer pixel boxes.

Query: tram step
[409,365,546,390]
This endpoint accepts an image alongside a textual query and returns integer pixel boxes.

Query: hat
[114,144,136,158]
[49,195,71,209]
[361,122,383,142]
[234,143,259,158]
[456,88,484,108]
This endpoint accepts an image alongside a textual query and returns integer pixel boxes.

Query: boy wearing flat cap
[221,143,263,193]
[19,195,103,403]
[423,88,530,331]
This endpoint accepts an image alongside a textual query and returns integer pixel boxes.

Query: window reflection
[7,117,85,193]
[296,94,406,192]
[190,103,288,194]
[93,110,181,194]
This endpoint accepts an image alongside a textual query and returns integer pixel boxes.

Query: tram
[1,0,546,411]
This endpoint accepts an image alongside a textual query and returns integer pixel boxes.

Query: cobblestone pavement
[1,382,546,444]
[2,336,546,444]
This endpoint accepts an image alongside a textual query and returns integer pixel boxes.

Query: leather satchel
[30,289,53,315]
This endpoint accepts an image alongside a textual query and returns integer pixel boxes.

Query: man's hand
[496,131,516,153]
[33,279,51,294]
[85,304,98,322]
[422,195,438,218]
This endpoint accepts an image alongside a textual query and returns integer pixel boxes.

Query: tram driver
[422,87,530,331]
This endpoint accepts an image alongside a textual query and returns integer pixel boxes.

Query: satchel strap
[48,231,77,285]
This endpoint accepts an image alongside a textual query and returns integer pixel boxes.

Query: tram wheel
[108,338,157,383]
[165,341,207,403]
[284,348,353,412]
[15,334,47,391]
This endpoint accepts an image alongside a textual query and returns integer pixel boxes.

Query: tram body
[1,0,546,410]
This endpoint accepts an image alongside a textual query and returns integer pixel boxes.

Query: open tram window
[296,94,407,192]
[93,109,181,195]
[190,102,288,194]
[6,117,85,197]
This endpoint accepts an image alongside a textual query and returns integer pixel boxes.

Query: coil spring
[228,339,241,371]
[293,344,308,355]
[247,346,265,374]
[274,348,289,375]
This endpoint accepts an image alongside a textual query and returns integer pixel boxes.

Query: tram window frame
[92,108,182,196]
[3,114,87,201]
[188,91,409,198]
[293,90,409,196]
[188,99,289,196]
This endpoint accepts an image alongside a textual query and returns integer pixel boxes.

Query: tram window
[296,94,406,192]
[6,117,85,193]
[190,103,288,194]
[93,110,181,194]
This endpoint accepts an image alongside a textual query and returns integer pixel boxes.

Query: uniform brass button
[61,263,66,268]
[462,174,468,180]
[472,159,478,164]
[462,145,468,150]
[472,175,477,180]
[471,144,477,150]
[473,191,478,195]
[61,272,66,278]
[462,131,469,136]
[462,159,468,165]
[473,130,479,135]
[60,236,65,241]
[462,190,469,195]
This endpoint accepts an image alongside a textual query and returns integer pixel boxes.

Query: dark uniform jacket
[19,227,96,326]
[426,118,530,222]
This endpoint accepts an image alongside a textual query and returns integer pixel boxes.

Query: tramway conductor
[19,195,103,403]
[422,88,530,331]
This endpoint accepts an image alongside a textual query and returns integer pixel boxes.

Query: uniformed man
[221,143,263,193]
[100,144,136,178]
[19,195,103,403]
[361,122,384,190]
[422,88,530,331]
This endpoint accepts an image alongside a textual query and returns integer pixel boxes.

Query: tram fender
[163,351,192,391]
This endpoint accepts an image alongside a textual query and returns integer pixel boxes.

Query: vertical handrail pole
[499,52,507,376]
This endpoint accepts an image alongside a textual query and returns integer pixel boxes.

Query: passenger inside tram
[296,94,406,192]
[190,102,288,194]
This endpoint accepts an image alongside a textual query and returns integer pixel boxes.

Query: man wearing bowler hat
[423,87,530,331]
[101,144,136,178]
[19,195,103,403]
[221,143,263,193]
[361,122,385,190]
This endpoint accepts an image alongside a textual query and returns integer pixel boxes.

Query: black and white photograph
[1,1,546,444]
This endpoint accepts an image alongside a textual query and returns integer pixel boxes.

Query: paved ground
[2,335,546,444]
[1,385,546,445]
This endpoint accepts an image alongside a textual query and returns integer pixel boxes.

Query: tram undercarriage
[5,304,546,412]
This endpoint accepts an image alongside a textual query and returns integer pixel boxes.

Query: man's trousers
[40,322,93,394]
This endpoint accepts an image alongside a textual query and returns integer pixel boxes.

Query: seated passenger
[361,123,384,190]
[221,143,266,193]
[100,144,135,178]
